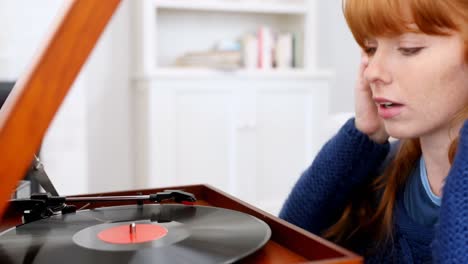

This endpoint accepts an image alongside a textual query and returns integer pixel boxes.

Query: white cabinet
[131,0,333,214]
[134,73,330,214]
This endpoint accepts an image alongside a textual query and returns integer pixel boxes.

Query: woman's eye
[364,47,377,55]
[398,47,424,56]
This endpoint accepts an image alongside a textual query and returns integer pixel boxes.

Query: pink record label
[98,224,168,244]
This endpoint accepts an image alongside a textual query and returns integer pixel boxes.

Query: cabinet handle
[236,121,256,130]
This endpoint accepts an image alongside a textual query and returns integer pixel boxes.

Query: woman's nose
[364,51,392,85]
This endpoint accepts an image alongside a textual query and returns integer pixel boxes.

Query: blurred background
[0,0,359,215]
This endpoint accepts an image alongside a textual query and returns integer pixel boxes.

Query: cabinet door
[145,81,235,191]
[237,80,329,214]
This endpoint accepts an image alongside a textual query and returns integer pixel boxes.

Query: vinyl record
[0,204,271,264]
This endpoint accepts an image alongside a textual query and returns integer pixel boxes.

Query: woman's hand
[354,52,389,144]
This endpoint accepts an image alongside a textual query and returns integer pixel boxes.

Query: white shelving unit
[133,0,323,77]
[132,0,333,215]
[134,67,333,80]
[154,0,308,14]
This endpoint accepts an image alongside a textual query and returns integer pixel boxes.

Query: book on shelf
[254,26,296,70]
[275,33,293,69]
[258,26,273,70]
[242,34,258,69]
[175,50,242,70]
[172,26,297,71]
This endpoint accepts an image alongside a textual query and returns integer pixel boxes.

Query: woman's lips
[373,97,404,119]
[377,104,404,119]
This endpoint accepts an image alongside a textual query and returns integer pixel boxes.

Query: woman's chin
[385,125,419,140]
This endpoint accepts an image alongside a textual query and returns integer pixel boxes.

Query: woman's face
[364,31,468,139]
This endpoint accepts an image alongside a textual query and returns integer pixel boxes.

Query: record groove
[0,204,271,264]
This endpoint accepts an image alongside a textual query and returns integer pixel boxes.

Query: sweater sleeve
[279,118,390,234]
[433,121,468,263]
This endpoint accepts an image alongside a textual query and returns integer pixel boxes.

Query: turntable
[0,1,362,263]
[2,185,361,263]
[1,190,271,264]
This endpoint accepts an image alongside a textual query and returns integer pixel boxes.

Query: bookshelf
[154,0,308,15]
[132,0,333,215]
[134,67,333,80]
[133,0,322,77]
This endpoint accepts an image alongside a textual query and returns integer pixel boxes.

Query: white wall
[82,1,133,194]
[0,0,63,81]
[317,0,360,114]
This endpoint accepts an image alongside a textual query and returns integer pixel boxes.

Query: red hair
[324,0,468,247]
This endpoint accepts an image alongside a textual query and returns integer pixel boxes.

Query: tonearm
[9,190,196,224]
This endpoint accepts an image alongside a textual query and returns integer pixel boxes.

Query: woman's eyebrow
[398,33,428,42]
[364,38,378,45]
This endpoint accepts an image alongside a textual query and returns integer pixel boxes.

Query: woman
[279,0,468,263]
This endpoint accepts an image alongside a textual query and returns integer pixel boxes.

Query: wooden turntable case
[0,1,362,263]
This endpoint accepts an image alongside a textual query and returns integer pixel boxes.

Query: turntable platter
[0,204,271,264]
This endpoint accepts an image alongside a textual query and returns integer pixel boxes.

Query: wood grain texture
[0,0,121,217]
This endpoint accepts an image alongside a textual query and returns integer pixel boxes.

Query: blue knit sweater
[279,118,468,263]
